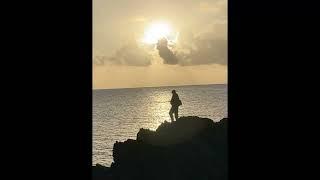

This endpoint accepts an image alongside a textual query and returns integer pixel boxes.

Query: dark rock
[93,116,228,180]
[92,164,112,180]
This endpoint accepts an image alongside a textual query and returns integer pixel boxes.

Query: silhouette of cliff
[93,116,227,180]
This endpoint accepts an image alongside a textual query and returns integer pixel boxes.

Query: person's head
[172,90,176,94]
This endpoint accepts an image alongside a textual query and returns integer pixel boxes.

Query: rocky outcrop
[93,116,227,180]
[92,164,112,180]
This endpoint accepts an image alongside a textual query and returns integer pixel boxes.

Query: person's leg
[174,106,179,121]
[169,106,174,122]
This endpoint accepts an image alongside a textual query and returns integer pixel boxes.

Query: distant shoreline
[93,83,227,91]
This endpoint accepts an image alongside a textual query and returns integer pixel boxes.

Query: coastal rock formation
[93,116,228,180]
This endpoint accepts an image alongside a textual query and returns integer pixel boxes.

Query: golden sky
[93,0,227,89]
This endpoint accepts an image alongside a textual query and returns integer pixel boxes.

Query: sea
[93,84,228,166]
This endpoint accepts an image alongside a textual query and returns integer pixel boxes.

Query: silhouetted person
[169,90,182,122]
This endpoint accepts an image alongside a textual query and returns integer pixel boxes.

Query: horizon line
[93,83,228,90]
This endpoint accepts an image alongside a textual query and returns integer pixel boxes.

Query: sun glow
[142,22,178,44]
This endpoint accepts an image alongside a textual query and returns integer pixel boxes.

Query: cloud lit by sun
[142,21,178,45]
[93,0,227,89]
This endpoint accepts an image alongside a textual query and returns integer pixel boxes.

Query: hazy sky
[93,0,227,89]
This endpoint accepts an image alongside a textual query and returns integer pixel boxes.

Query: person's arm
[170,95,173,104]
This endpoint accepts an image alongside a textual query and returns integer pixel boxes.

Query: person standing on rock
[169,90,182,122]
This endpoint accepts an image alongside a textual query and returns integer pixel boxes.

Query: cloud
[94,40,153,66]
[154,22,227,66]
[93,55,106,66]
[197,0,227,15]
[176,22,227,66]
[94,22,227,67]
[156,38,178,65]
[177,38,227,66]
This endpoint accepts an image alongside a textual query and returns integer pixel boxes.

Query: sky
[93,0,227,89]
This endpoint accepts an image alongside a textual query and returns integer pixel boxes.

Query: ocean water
[93,84,228,166]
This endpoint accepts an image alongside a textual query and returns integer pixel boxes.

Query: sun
[142,22,178,44]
